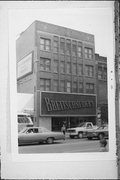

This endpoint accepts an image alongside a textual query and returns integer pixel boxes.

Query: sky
[11,2,114,58]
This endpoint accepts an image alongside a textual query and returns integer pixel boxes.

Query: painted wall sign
[40,92,96,116]
[17,52,33,79]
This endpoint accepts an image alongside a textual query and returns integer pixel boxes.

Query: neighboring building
[16,20,98,131]
[95,53,108,124]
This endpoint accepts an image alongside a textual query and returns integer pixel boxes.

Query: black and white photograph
[15,4,110,154]
[1,1,118,179]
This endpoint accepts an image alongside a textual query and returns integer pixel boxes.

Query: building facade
[95,53,108,125]
[17,21,101,131]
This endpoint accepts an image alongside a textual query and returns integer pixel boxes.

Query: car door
[38,128,51,141]
[24,128,36,143]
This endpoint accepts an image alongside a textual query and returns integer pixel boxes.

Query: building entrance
[52,116,96,131]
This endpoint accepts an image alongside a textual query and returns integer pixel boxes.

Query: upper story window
[66,81,71,93]
[104,67,107,80]
[60,61,65,74]
[66,39,71,56]
[86,83,94,94]
[66,62,71,74]
[60,80,65,92]
[40,78,51,91]
[84,47,93,59]
[78,64,83,76]
[53,36,59,53]
[40,38,51,51]
[53,79,59,91]
[60,38,65,54]
[78,43,82,58]
[98,65,107,81]
[40,57,51,71]
[85,65,94,77]
[98,66,102,79]
[78,82,83,93]
[60,55,65,61]
[72,41,77,57]
[72,63,77,75]
[73,81,77,93]
[53,59,59,73]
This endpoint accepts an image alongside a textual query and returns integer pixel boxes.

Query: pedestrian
[61,124,66,139]
[99,138,108,152]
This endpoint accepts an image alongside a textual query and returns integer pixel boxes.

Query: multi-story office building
[95,53,108,124]
[16,20,97,131]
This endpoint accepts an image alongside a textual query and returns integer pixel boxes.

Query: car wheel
[70,135,74,139]
[98,133,104,140]
[47,137,54,144]
[88,137,92,140]
[78,132,83,139]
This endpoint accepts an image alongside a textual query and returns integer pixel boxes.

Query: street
[18,138,109,153]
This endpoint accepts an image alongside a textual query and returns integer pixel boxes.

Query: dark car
[18,127,65,145]
[87,126,108,140]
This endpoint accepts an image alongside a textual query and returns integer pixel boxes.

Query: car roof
[19,126,48,133]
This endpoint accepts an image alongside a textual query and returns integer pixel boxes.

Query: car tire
[47,137,54,144]
[88,137,92,140]
[70,135,74,139]
[78,132,83,139]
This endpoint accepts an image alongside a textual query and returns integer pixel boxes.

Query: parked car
[67,122,97,139]
[87,125,108,140]
[18,127,65,145]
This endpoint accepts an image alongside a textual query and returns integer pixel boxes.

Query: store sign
[17,52,33,79]
[40,92,96,116]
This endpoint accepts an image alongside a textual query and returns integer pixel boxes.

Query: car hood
[67,127,84,130]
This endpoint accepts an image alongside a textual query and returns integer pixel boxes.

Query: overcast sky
[11,1,114,58]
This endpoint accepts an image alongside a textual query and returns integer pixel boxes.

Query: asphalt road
[18,138,109,153]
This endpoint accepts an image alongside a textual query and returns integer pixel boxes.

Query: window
[60,55,65,61]
[40,79,51,91]
[66,56,71,61]
[86,83,94,94]
[53,36,59,53]
[72,63,77,75]
[72,41,77,57]
[60,80,65,92]
[85,65,94,77]
[53,60,59,73]
[60,38,65,54]
[60,61,65,74]
[53,80,59,91]
[40,58,51,71]
[78,43,82,58]
[104,67,107,80]
[66,39,71,55]
[66,62,71,74]
[66,81,71,93]
[40,38,51,51]
[98,66,107,80]
[98,66,102,79]
[78,64,83,76]
[78,82,83,93]
[73,81,77,92]
[84,47,93,59]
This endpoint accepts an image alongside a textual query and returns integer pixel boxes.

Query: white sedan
[18,127,65,145]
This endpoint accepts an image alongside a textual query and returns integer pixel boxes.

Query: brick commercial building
[95,53,108,125]
[16,20,107,131]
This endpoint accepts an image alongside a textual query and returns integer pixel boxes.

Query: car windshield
[19,127,28,133]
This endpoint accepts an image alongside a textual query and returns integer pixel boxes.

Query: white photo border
[1,1,117,179]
